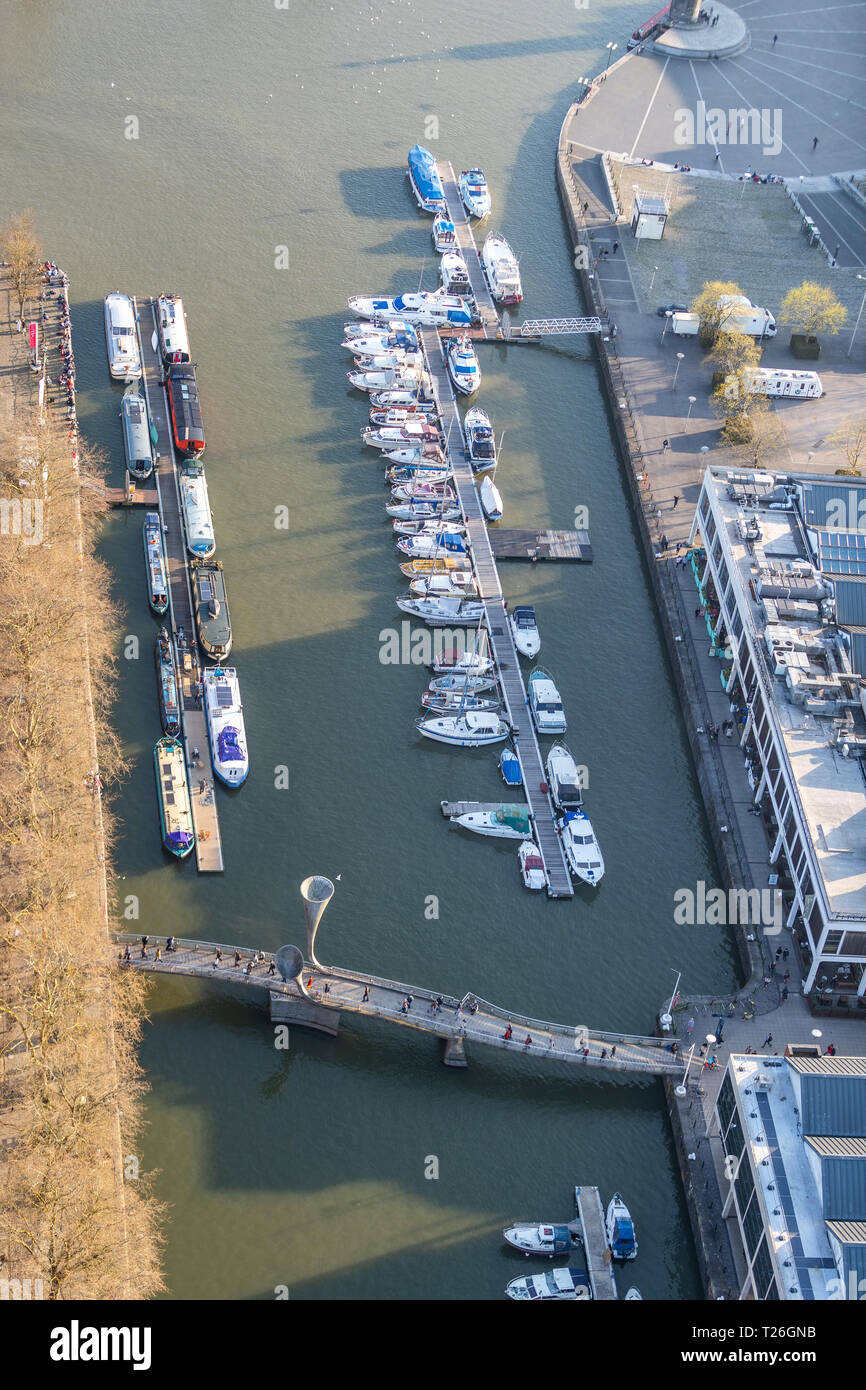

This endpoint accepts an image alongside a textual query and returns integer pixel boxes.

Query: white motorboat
[428,672,496,694]
[348,290,472,327]
[528,667,566,734]
[503,1221,582,1256]
[370,406,435,428]
[445,336,481,395]
[421,689,498,713]
[463,406,496,474]
[363,421,441,450]
[409,572,477,598]
[624,1287,643,1301]
[432,214,457,252]
[453,804,530,838]
[606,1194,637,1261]
[459,168,492,219]
[558,809,605,886]
[481,232,523,305]
[347,366,430,392]
[370,387,436,411]
[546,742,584,814]
[104,292,140,380]
[505,1267,592,1302]
[387,503,461,523]
[416,710,509,746]
[386,463,449,487]
[480,476,503,521]
[354,349,425,372]
[342,327,419,354]
[179,465,216,559]
[344,318,416,343]
[397,532,468,558]
[393,519,463,539]
[510,605,540,658]
[390,481,455,504]
[156,294,191,364]
[407,144,446,213]
[440,250,472,296]
[518,841,547,891]
[397,595,484,627]
[431,651,493,675]
[203,667,249,787]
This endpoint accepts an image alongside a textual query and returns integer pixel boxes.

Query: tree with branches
[0,211,44,322]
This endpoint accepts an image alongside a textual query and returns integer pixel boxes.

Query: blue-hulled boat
[499,747,522,785]
[155,626,181,737]
[606,1194,637,1261]
[142,511,168,616]
[153,736,195,859]
[407,145,446,213]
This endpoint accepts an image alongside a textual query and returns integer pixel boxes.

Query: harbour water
[0,0,738,1298]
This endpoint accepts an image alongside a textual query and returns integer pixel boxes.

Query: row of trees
[0,374,164,1292]
[0,210,44,321]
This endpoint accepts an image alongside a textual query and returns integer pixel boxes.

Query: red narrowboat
[166,362,205,457]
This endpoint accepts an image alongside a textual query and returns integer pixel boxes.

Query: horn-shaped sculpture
[300,875,334,969]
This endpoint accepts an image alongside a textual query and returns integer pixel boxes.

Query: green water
[0,0,737,1299]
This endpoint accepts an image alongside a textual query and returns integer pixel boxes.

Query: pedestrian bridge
[112,879,680,1078]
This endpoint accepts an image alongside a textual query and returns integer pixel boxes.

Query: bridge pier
[442,1035,468,1068]
[269,991,340,1038]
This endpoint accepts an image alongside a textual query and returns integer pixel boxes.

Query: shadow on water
[341,35,587,68]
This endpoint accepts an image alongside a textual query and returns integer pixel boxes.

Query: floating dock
[490,529,593,562]
[574,1186,618,1301]
[134,297,224,873]
[434,160,500,337]
[419,326,573,899]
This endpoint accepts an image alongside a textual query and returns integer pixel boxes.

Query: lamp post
[604,42,618,78]
[673,351,685,389]
[685,394,697,431]
[650,265,659,292]
[577,76,587,107]
[847,273,866,358]
[661,309,674,342]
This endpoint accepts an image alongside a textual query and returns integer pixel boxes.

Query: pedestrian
[662,437,670,452]
[525,1034,532,1047]
[124,945,131,962]
[407,993,414,1008]
[827,1043,836,1056]
[268,959,276,976]
[140,945,147,959]
[672,494,679,509]
[324,982,330,994]
[687,1017,694,1036]
[783,969,790,982]
[167,936,175,953]
[245,962,252,977]
[503,1025,512,1039]
[436,995,443,1009]
[660,534,669,552]
[234,950,241,968]
[714,150,721,162]
[770,961,776,977]
[601,1047,608,1059]
[782,948,789,960]
[772,33,777,44]
[583,200,589,213]
[363,984,370,1002]
[612,240,619,254]
[775,947,783,959]
[781,987,788,1001]
[142,935,149,949]
[611,1045,616,1057]
[156,947,162,962]
[762,1033,773,1048]
[307,975,313,989]
[400,1000,408,1014]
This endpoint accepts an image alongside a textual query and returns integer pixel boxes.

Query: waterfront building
[690,469,866,1002]
[715,1053,866,1300]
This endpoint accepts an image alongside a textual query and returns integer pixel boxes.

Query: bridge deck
[419,329,573,899]
[574,1187,619,1300]
[435,160,500,336]
[114,933,682,1077]
[135,298,224,873]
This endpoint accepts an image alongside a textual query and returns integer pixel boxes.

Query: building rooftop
[705,469,866,921]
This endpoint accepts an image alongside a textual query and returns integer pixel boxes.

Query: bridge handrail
[464,994,670,1049]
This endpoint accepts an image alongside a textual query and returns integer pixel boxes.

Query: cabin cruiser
[416,710,510,747]
[432,214,457,252]
[546,743,584,813]
[387,502,461,523]
[505,1267,591,1302]
[370,387,436,411]
[625,1287,643,1300]
[397,531,467,558]
[453,805,530,839]
[384,445,446,470]
[179,466,216,558]
[142,511,168,616]
[203,667,249,787]
[481,232,523,305]
[348,290,472,327]
[157,294,191,364]
[347,367,431,393]
[558,809,605,886]
[342,327,419,355]
[191,559,232,661]
[343,318,415,343]
[392,518,463,539]
[503,1221,582,1256]
[510,606,540,658]
[429,672,496,695]
[519,841,547,891]
[155,627,181,738]
[408,572,477,598]
[499,747,522,786]
[431,651,493,676]
[445,336,481,396]
[407,144,446,213]
[463,406,496,474]
[400,555,469,577]
[528,667,566,733]
[459,168,491,219]
[153,736,194,859]
[390,481,455,505]
[606,1194,637,1261]
[363,421,441,450]
[104,293,140,381]
[440,250,472,296]
[370,406,435,428]
[353,349,425,372]
[480,476,503,521]
[121,385,154,481]
[387,464,450,488]
[396,595,484,627]
[422,690,498,713]
[167,362,205,457]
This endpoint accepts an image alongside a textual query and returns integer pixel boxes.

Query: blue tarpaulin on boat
[217,726,244,762]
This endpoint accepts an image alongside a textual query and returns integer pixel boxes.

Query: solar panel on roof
[216,687,233,707]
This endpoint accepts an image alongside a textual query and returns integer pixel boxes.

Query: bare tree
[0,211,44,322]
